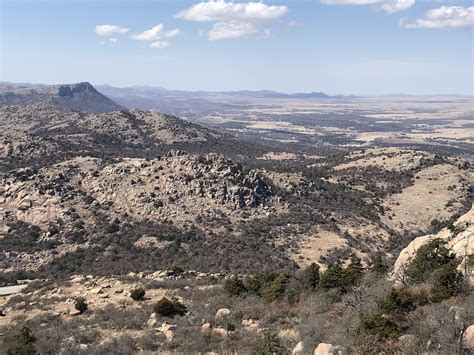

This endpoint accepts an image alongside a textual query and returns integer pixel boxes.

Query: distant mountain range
[96,84,356,100]
[0,82,123,113]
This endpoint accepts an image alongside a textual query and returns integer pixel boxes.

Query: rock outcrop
[314,343,340,355]
[391,207,473,284]
[0,82,122,113]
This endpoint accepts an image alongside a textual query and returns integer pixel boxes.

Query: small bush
[359,314,401,340]
[227,321,236,332]
[343,256,365,286]
[378,288,416,315]
[429,260,463,302]
[171,265,185,276]
[130,287,146,301]
[243,275,264,295]
[153,297,187,317]
[224,277,246,296]
[301,262,320,290]
[74,297,88,314]
[319,263,345,291]
[6,326,36,355]
[252,331,284,355]
[370,255,389,276]
[415,288,430,306]
[261,275,288,303]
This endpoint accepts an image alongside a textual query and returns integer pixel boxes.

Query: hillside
[0,82,122,113]
[0,84,472,354]
[0,201,472,354]
[0,103,266,171]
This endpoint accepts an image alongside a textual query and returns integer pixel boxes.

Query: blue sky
[1,0,472,94]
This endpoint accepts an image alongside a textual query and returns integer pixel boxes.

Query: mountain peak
[57,82,97,97]
[0,82,122,113]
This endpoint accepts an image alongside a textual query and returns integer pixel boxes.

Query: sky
[0,0,473,95]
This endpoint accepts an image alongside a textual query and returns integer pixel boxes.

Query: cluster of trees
[225,257,367,304]
[359,239,466,341]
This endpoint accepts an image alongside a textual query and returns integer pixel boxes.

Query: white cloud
[208,21,258,40]
[321,0,380,4]
[378,0,415,13]
[176,1,287,40]
[95,25,129,36]
[109,38,118,43]
[150,40,171,48]
[400,5,474,29]
[321,0,414,13]
[130,24,182,41]
[175,0,288,22]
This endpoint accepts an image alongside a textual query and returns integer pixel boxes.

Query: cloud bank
[400,6,474,29]
[321,0,414,13]
[176,0,288,40]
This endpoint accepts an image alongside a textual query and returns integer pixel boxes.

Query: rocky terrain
[1,140,471,278]
[0,208,472,354]
[0,82,122,113]
[0,82,473,354]
[0,103,266,171]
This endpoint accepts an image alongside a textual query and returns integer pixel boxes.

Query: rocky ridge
[0,82,122,113]
[0,103,265,171]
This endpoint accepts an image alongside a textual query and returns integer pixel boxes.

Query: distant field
[97,86,474,157]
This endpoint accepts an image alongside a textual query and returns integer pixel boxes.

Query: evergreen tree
[301,262,320,290]
[319,263,345,291]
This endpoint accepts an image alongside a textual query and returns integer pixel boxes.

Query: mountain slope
[0,82,122,113]
[0,103,267,171]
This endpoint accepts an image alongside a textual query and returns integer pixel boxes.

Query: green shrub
[251,331,284,355]
[261,275,288,303]
[319,263,345,291]
[343,256,365,286]
[130,287,146,301]
[301,262,320,290]
[370,255,389,276]
[171,265,185,276]
[243,275,263,295]
[405,239,456,283]
[6,326,36,355]
[359,314,401,340]
[227,321,236,332]
[430,260,463,302]
[74,297,88,314]
[153,297,187,317]
[415,288,430,306]
[378,288,416,315]
[224,277,246,296]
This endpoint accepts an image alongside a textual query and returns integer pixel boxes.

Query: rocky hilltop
[0,151,292,275]
[0,82,122,113]
[0,103,265,171]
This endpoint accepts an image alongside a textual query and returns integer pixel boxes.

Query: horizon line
[2,80,473,97]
